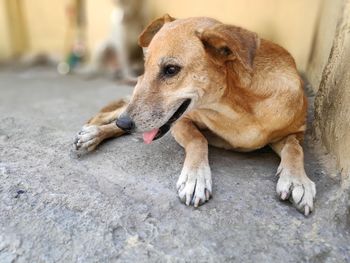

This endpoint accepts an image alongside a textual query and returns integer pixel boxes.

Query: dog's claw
[177,183,185,193]
[194,197,200,207]
[205,189,211,201]
[185,193,192,206]
[304,205,310,216]
[178,191,186,203]
[74,136,81,150]
[280,191,288,200]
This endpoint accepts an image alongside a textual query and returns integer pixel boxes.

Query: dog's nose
[116,114,135,132]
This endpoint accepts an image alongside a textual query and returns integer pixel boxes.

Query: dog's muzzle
[152,98,192,141]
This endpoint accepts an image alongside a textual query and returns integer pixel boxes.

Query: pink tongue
[142,128,159,144]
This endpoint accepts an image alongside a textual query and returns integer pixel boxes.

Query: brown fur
[75,15,316,215]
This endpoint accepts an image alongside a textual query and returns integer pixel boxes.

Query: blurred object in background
[0,0,320,74]
[78,0,148,83]
[57,0,88,75]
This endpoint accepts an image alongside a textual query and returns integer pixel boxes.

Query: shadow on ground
[0,68,349,262]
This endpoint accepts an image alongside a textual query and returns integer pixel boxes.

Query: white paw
[74,125,103,153]
[176,163,212,207]
[276,166,316,216]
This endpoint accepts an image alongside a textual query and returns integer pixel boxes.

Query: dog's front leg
[74,99,127,153]
[171,117,212,207]
[270,134,316,216]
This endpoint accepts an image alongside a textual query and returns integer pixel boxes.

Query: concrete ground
[0,67,349,262]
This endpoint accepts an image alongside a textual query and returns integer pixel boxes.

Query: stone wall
[309,0,350,178]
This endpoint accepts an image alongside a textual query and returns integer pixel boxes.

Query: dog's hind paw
[276,166,316,216]
[73,125,103,153]
[177,163,212,207]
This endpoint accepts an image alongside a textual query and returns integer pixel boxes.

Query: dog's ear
[138,14,176,47]
[196,24,259,73]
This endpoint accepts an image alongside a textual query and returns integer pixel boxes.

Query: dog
[74,15,316,216]
[78,0,148,81]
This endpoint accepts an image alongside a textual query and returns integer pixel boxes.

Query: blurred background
[0,0,320,73]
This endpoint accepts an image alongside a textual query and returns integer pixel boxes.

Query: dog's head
[116,14,259,143]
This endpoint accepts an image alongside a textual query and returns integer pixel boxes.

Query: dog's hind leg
[74,99,128,153]
[270,134,316,216]
[171,117,212,207]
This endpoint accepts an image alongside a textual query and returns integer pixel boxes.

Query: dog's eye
[162,65,181,77]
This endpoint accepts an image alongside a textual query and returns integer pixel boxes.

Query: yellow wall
[0,0,321,71]
[0,0,29,59]
[148,0,320,71]
[23,0,67,56]
[0,0,12,60]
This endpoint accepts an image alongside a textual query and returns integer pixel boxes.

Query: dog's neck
[218,61,261,114]
[226,61,253,88]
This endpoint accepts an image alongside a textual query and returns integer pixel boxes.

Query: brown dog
[74,15,316,216]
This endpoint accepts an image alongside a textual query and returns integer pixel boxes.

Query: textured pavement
[0,67,349,262]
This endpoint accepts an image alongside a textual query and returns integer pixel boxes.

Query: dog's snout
[116,114,135,132]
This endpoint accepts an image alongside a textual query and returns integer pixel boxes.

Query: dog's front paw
[74,125,103,153]
[176,163,212,207]
[276,166,316,216]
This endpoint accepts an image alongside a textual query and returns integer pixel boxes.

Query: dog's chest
[192,108,268,150]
